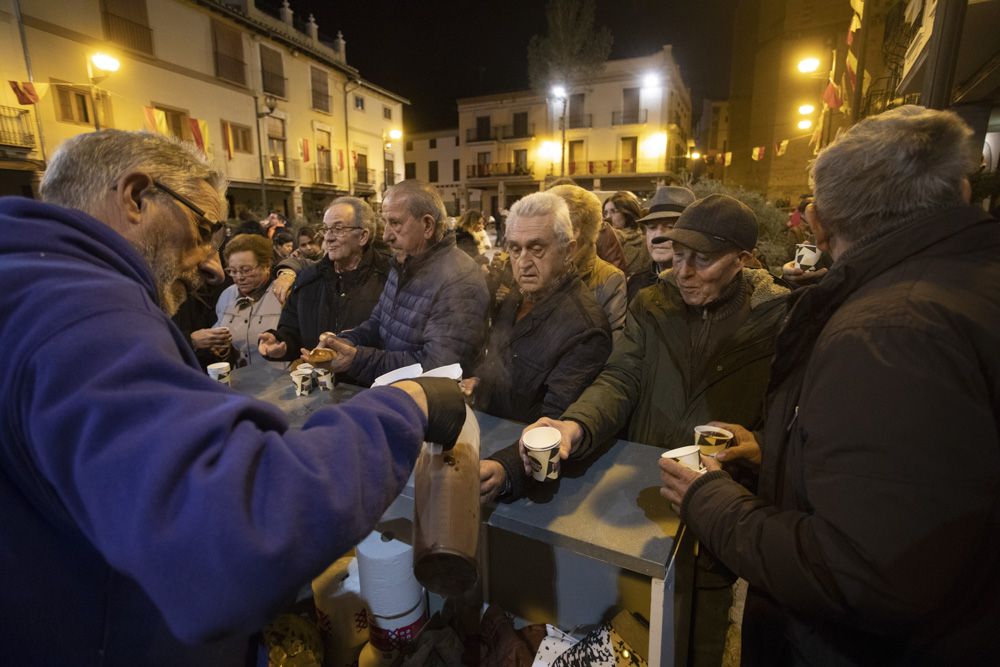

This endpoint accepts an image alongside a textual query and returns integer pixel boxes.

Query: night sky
[277,1,737,132]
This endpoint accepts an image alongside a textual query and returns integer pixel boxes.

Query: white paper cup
[794,243,821,271]
[207,361,231,386]
[315,368,334,391]
[291,368,315,396]
[694,425,734,457]
[522,426,562,482]
[662,445,702,472]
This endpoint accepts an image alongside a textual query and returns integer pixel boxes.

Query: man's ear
[115,172,155,226]
[421,214,436,240]
[805,203,831,252]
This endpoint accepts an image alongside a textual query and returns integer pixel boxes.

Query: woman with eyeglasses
[191,234,283,368]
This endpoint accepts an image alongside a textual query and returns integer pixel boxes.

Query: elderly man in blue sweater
[0,130,463,665]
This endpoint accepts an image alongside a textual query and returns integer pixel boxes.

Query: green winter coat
[563,268,789,457]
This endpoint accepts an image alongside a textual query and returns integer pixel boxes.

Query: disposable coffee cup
[794,243,821,271]
[315,368,334,391]
[291,368,315,396]
[694,425,734,457]
[207,361,231,386]
[522,426,561,482]
[661,445,703,472]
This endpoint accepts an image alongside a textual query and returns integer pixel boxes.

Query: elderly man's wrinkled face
[136,180,225,315]
[381,194,433,261]
[643,217,681,268]
[323,203,369,265]
[671,243,747,307]
[506,215,572,296]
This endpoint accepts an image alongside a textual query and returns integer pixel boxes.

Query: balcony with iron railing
[314,162,334,184]
[262,70,286,98]
[499,123,535,140]
[267,155,300,180]
[567,113,592,129]
[466,162,535,179]
[214,52,246,85]
[466,127,498,143]
[384,170,403,187]
[0,106,35,149]
[612,109,648,125]
[556,158,666,177]
[103,11,154,54]
[353,167,377,189]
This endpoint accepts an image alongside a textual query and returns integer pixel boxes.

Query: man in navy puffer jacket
[321,180,490,385]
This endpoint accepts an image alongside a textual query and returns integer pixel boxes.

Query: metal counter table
[231,364,691,665]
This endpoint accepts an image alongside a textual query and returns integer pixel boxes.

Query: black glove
[405,377,466,449]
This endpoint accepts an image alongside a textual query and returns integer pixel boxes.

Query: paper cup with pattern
[315,368,334,391]
[794,243,821,271]
[291,368,315,396]
[694,425,734,457]
[661,445,702,472]
[522,426,562,482]
[207,362,231,386]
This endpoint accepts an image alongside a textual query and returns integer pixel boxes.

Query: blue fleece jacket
[0,198,427,665]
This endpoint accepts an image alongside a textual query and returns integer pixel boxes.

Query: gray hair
[40,130,226,217]
[329,196,376,239]
[506,192,574,249]
[548,184,602,246]
[383,179,448,240]
[813,105,977,242]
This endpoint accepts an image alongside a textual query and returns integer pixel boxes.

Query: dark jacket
[563,268,788,456]
[269,247,390,360]
[341,233,490,386]
[0,198,427,666]
[479,273,612,498]
[682,207,1000,665]
[626,262,660,301]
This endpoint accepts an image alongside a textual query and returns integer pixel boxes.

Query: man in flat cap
[523,193,789,665]
[627,185,697,299]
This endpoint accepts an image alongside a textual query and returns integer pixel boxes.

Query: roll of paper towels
[312,556,369,667]
[356,530,422,616]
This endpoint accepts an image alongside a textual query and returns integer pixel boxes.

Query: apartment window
[259,45,285,98]
[513,111,528,137]
[354,95,365,110]
[568,93,587,128]
[311,67,330,112]
[155,105,189,140]
[54,83,94,126]
[316,128,332,182]
[452,158,460,182]
[429,138,437,149]
[102,0,153,55]
[355,152,369,183]
[476,116,491,141]
[267,116,287,177]
[222,120,253,153]
[428,160,439,183]
[513,149,528,174]
[405,162,416,179]
[405,140,413,151]
[455,136,460,146]
[383,106,392,120]
[211,20,245,85]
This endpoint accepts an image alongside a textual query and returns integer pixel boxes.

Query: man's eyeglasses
[152,180,225,249]
[321,225,363,237]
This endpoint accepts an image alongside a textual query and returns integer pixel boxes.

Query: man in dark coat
[469,192,612,502]
[258,197,389,361]
[319,180,490,386]
[662,105,1000,665]
[524,194,789,666]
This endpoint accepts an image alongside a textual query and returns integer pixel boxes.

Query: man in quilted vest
[319,180,490,386]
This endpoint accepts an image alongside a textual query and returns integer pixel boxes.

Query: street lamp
[87,52,119,131]
[690,150,701,160]
[254,94,278,211]
[798,104,815,115]
[797,57,821,73]
[551,85,567,177]
[797,119,813,130]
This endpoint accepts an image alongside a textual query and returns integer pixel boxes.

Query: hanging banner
[775,139,789,157]
[337,149,344,170]
[751,146,766,161]
[223,120,234,160]
[301,138,310,162]
[9,81,46,105]
[724,152,732,167]
[188,118,206,152]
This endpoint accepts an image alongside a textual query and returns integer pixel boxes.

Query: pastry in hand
[302,346,337,364]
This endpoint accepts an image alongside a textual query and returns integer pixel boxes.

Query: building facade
[404,129,462,214]
[0,0,406,222]
[438,45,692,217]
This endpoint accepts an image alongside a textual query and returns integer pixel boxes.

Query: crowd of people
[1,104,997,666]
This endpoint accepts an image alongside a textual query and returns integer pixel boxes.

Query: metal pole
[12,0,47,165]
[254,95,268,212]
[921,0,967,109]
[560,97,566,177]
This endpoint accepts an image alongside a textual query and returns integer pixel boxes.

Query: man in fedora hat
[627,185,697,299]
[522,193,789,665]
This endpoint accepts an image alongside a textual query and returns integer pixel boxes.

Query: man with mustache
[626,185,697,299]
[0,130,463,665]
